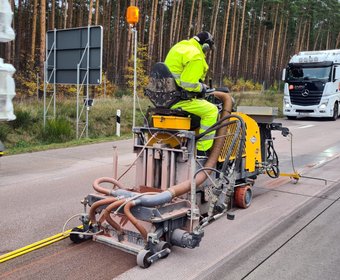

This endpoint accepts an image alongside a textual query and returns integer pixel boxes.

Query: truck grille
[289,90,322,106]
[288,81,325,106]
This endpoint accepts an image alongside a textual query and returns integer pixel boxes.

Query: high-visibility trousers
[171,98,218,151]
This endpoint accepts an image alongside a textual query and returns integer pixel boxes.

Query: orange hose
[100,200,126,234]
[89,197,118,224]
[92,177,125,195]
[124,201,148,241]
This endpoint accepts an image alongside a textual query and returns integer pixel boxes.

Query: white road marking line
[298,125,315,129]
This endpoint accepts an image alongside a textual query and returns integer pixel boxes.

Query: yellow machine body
[152,113,262,173]
[152,115,191,130]
[218,112,262,173]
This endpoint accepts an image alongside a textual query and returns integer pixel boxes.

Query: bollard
[116,109,121,137]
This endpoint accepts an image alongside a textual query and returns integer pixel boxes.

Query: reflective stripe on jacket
[164,38,208,92]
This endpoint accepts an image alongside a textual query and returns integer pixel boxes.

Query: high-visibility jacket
[164,38,208,93]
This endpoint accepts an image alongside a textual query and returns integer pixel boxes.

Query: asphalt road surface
[1,118,340,279]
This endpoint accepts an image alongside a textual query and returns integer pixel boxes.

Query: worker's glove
[197,83,208,98]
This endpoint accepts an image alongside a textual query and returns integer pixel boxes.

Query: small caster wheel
[154,241,171,259]
[137,249,152,268]
[70,227,86,244]
[234,185,252,209]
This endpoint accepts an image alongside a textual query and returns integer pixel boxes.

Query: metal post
[86,26,90,138]
[76,63,80,139]
[43,61,46,127]
[132,27,137,129]
[53,28,57,119]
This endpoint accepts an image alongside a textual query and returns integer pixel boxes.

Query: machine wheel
[331,102,338,121]
[234,185,252,209]
[154,241,171,259]
[69,227,86,244]
[137,249,153,268]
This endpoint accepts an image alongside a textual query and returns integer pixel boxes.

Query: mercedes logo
[301,89,309,97]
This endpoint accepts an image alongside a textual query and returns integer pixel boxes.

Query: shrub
[40,117,73,143]
[0,124,10,141]
[9,109,32,129]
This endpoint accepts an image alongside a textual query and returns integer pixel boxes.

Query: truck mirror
[335,67,340,81]
[282,69,286,81]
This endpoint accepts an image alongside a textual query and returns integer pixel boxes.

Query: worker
[164,31,218,156]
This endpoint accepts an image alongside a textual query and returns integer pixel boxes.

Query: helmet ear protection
[202,43,211,53]
[194,32,214,53]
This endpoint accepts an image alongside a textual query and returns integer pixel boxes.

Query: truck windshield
[286,66,331,81]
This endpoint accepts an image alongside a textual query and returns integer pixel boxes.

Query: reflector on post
[126,6,139,25]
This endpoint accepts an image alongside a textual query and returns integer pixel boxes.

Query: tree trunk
[228,0,237,76]
[235,0,247,78]
[169,0,177,45]
[195,0,203,34]
[40,0,46,77]
[219,0,231,84]
[67,0,73,28]
[31,0,38,60]
[147,0,158,70]
[50,0,55,30]
[63,0,68,29]
[158,1,165,60]
[187,0,196,38]
[88,0,94,26]
[265,3,278,84]
[95,0,100,25]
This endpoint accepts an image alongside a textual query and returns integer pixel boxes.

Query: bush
[9,109,32,129]
[40,118,73,143]
[0,124,10,141]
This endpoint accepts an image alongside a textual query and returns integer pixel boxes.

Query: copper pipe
[169,91,233,197]
[89,197,118,224]
[124,201,148,241]
[92,177,125,195]
[100,200,126,234]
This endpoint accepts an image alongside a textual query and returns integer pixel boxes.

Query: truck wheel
[287,116,296,120]
[234,185,252,209]
[331,102,338,121]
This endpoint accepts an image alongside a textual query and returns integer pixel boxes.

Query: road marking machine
[69,63,292,268]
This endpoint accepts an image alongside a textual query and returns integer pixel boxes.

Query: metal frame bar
[43,29,57,127]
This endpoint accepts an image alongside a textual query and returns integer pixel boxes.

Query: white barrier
[0,0,15,43]
[0,58,15,121]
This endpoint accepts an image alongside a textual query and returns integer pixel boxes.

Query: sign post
[126,6,139,129]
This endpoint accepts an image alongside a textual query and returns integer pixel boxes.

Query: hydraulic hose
[124,201,148,241]
[92,177,126,195]
[89,197,118,224]
[100,199,126,234]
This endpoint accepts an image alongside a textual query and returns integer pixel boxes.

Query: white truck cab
[282,50,340,120]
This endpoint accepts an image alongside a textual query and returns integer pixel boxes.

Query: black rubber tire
[234,186,253,209]
[287,116,296,120]
[154,241,171,259]
[69,228,86,244]
[331,102,338,121]
[137,250,153,268]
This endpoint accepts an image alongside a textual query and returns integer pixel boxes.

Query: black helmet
[194,31,215,50]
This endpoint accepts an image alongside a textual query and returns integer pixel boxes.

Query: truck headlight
[319,100,328,110]
[284,99,291,108]
[319,104,327,110]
